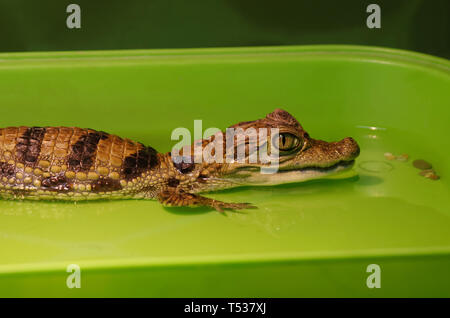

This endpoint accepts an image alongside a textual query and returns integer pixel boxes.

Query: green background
[0,0,448,58]
[0,46,448,297]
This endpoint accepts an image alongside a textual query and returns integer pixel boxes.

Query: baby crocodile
[0,109,359,211]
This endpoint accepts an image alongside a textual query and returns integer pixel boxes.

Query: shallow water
[213,124,450,244]
[0,47,448,275]
[0,123,448,266]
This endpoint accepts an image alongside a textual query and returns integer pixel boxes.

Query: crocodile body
[0,109,360,211]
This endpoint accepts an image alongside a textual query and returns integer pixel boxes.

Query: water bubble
[359,160,394,173]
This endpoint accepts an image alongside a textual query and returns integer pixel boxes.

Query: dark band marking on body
[122,146,159,180]
[172,155,195,174]
[197,173,208,183]
[41,174,71,192]
[67,131,108,172]
[167,177,179,187]
[0,162,15,176]
[91,178,122,192]
[15,127,46,165]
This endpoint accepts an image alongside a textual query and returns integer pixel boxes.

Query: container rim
[0,45,448,73]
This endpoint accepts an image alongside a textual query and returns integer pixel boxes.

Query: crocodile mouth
[280,160,355,174]
[240,159,356,186]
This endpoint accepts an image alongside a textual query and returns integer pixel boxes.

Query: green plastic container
[0,45,448,297]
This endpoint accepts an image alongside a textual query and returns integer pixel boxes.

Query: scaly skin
[0,109,360,211]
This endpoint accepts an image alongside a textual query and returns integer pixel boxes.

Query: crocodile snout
[337,137,360,161]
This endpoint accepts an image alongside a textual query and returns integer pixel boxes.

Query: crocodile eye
[278,133,302,151]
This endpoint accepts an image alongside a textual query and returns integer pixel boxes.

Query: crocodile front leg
[157,188,256,212]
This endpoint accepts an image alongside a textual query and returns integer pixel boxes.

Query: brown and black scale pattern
[0,162,15,176]
[67,131,108,172]
[122,145,159,180]
[0,126,160,199]
[41,174,71,192]
[15,127,46,166]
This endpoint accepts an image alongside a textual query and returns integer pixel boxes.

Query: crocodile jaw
[237,160,356,186]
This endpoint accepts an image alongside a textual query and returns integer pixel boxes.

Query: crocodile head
[218,108,360,185]
[171,108,360,192]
